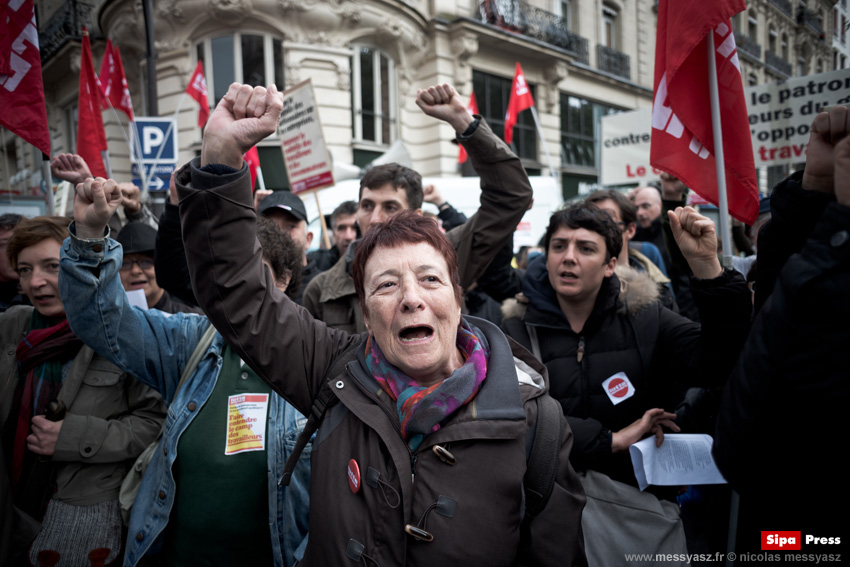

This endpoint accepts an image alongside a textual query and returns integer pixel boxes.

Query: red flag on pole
[186,61,210,128]
[244,146,261,191]
[504,62,535,145]
[458,92,479,164]
[98,41,135,121]
[650,0,759,224]
[0,0,51,156]
[77,29,108,178]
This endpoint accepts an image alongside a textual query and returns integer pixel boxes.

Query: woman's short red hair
[351,210,463,315]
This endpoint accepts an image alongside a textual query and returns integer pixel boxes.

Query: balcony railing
[796,5,824,35]
[734,32,762,61]
[765,50,792,76]
[596,44,630,80]
[768,0,793,18]
[39,0,95,62]
[479,0,589,63]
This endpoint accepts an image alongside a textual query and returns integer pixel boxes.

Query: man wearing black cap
[256,190,318,301]
[116,223,202,314]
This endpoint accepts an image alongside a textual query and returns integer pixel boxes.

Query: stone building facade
[0,0,838,204]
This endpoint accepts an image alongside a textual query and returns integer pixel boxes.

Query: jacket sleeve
[175,159,360,414]
[521,397,588,566]
[446,119,534,290]
[754,170,834,313]
[59,227,212,403]
[53,372,166,464]
[655,269,752,388]
[714,200,850,494]
[153,202,198,307]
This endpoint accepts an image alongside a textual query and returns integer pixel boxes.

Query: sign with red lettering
[279,79,334,194]
[601,68,850,185]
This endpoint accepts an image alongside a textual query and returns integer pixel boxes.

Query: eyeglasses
[120,258,154,271]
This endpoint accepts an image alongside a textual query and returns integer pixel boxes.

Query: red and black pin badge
[347,459,361,494]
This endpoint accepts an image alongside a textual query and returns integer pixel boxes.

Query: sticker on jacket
[225,394,269,455]
[602,372,635,405]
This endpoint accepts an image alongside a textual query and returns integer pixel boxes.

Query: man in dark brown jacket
[175,82,586,566]
[302,84,534,334]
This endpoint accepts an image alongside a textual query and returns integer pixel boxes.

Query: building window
[196,33,284,104]
[555,0,572,31]
[748,11,758,40]
[352,47,396,146]
[768,27,777,53]
[602,5,618,49]
[559,93,618,172]
[781,33,789,60]
[472,70,537,163]
[748,73,758,86]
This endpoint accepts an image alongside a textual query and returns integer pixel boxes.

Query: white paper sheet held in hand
[629,434,727,491]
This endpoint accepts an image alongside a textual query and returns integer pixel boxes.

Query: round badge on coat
[347,459,361,493]
[601,372,636,406]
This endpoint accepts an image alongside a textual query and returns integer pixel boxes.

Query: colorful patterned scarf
[365,320,490,451]
[11,311,82,485]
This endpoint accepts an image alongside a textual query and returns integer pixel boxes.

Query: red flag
[0,0,50,156]
[98,41,134,120]
[77,29,108,178]
[244,146,261,191]
[186,61,210,128]
[650,0,759,224]
[504,62,535,145]
[458,92,479,164]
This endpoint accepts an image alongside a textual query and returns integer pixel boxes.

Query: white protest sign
[746,68,850,167]
[600,109,654,185]
[279,79,334,194]
[600,68,850,184]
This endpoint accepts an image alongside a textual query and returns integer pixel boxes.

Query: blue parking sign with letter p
[131,118,177,163]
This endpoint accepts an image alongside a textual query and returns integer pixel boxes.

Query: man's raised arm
[418,84,533,289]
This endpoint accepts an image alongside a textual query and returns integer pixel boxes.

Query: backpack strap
[523,393,561,520]
[524,324,542,362]
[178,322,217,394]
[280,337,363,486]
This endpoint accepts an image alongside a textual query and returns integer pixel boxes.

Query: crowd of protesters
[0,79,847,566]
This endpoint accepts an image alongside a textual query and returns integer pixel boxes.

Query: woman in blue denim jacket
[58,213,311,567]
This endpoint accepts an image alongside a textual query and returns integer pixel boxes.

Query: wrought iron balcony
[478,0,589,63]
[596,44,630,80]
[38,0,95,63]
[765,50,792,77]
[768,0,793,18]
[734,32,762,61]
[796,5,824,35]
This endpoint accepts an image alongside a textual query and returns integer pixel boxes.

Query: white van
[300,176,563,253]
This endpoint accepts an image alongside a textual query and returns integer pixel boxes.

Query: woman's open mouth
[399,325,434,343]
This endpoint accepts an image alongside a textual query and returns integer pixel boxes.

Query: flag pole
[529,106,557,179]
[706,32,733,269]
[105,104,151,196]
[144,91,186,190]
[41,156,55,215]
[256,164,266,191]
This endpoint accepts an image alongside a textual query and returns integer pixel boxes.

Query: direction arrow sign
[131,118,177,163]
[133,174,169,191]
